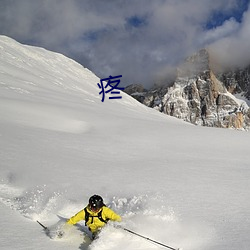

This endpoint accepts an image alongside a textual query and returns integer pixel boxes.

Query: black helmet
[89,195,104,210]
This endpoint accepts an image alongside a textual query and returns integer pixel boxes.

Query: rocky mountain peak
[177,49,210,78]
[124,49,250,130]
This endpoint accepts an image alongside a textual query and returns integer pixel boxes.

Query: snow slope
[0,35,250,250]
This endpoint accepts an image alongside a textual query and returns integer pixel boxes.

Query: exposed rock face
[217,66,250,99]
[123,84,147,103]
[124,49,250,130]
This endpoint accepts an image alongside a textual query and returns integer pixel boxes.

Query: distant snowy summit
[125,49,250,130]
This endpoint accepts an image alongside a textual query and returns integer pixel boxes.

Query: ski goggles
[89,204,101,212]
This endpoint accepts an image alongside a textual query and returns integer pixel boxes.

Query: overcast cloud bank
[0,0,249,87]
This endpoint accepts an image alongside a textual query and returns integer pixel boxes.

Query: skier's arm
[104,207,122,222]
[67,209,85,225]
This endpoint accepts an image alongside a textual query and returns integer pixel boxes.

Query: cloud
[0,0,249,87]
[209,4,250,69]
[200,18,240,45]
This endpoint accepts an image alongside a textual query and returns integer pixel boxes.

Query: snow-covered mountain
[125,49,250,130]
[0,36,250,250]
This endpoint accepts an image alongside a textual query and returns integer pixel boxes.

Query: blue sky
[206,0,249,28]
[0,0,249,87]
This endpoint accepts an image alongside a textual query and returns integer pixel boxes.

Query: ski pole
[122,227,180,250]
[37,220,48,231]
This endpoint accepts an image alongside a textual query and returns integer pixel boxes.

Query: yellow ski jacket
[67,206,121,233]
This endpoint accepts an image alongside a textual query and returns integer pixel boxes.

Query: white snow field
[0,35,250,250]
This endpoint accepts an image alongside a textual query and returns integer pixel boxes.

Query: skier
[66,194,121,239]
